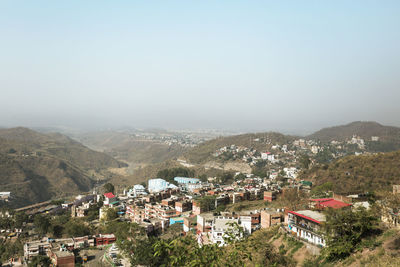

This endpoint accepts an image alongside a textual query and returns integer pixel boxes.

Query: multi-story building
[175,200,193,214]
[197,213,214,233]
[144,203,176,220]
[211,216,240,246]
[49,250,75,267]
[148,179,177,193]
[264,191,276,202]
[261,210,283,228]
[287,210,326,247]
[127,184,148,197]
[103,193,117,206]
[24,241,51,260]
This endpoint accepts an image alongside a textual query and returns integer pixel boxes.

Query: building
[175,200,192,214]
[287,210,326,247]
[103,193,117,206]
[314,199,351,210]
[127,184,148,197]
[264,191,276,202]
[211,216,240,246]
[174,177,203,192]
[261,152,275,161]
[371,136,380,141]
[49,250,75,267]
[183,216,197,232]
[197,213,214,233]
[261,210,283,228]
[283,167,298,179]
[0,192,11,201]
[24,240,51,260]
[148,178,178,193]
[95,234,116,246]
[170,216,184,225]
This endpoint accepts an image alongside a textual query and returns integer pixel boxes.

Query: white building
[283,167,298,179]
[288,210,326,247]
[311,146,319,154]
[261,152,275,162]
[148,178,177,193]
[211,217,240,246]
[371,136,380,141]
[127,184,148,197]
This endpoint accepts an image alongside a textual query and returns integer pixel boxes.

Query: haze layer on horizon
[1,1,400,134]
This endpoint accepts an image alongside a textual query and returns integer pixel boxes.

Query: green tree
[323,207,379,261]
[33,214,50,235]
[64,219,91,237]
[105,208,118,221]
[157,167,195,185]
[103,183,115,194]
[299,154,311,169]
[28,255,51,267]
[14,212,28,229]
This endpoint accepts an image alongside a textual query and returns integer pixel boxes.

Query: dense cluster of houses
[24,234,115,266]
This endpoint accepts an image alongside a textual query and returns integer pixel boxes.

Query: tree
[310,182,333,198]
[14,212,28,229]
[105,208,118,221]
[216,172,234,184]
[157,167,195,185]
[28,255,51,267]
[199,174,208,183]
[33,215,50,235]
[196,196,216,212]
[235,173,246,181]
[64,219,91,237]
[299,154,311,169]
[103,183,115,194]
[323,207,379,261]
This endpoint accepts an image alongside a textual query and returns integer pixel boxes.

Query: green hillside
[300,150,400,194]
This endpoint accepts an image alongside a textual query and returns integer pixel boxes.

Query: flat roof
[289,210,326,224]
[319,199,351,209]
[55,250,74,258]
[213,218,239,231]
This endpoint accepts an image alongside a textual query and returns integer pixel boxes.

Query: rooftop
[54,250,74,258]
[290,210,326,224]
[213,217,239,231]
[319,199,351,209]
[104,192,115,199]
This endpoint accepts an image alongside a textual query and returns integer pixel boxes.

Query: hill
[307,121,400,143]
[75,131,188,166]
[183,132,297,164]
[299,150,400,194]
[0,127,127,207]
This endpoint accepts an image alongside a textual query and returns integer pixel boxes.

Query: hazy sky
[1,1,400,134]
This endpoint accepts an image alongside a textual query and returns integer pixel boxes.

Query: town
[1,132,400,267]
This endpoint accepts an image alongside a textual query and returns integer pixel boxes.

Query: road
[81,247,111,267]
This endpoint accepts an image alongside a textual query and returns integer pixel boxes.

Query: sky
[1,1,400,134]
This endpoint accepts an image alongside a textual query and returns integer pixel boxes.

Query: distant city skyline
[1,1,399,134]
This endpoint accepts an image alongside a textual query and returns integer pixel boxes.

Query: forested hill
[300,150,400,194]
[0,127,127,207]
[183,132,297,164]
[307,121,400,143]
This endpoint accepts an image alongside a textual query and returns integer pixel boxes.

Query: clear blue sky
[1,1,399,133]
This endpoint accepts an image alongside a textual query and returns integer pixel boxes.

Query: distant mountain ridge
[306,121,400,143]
[0,127,127,207]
